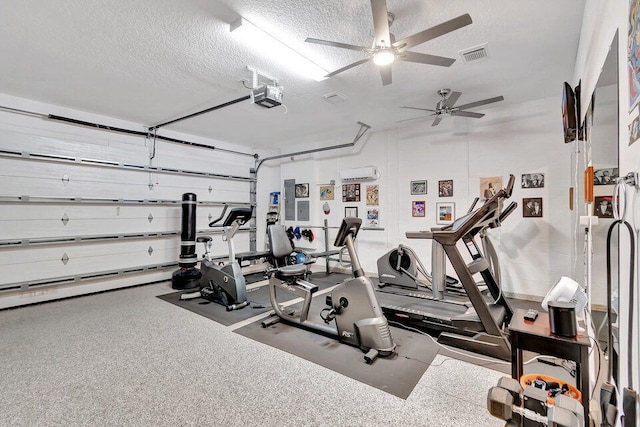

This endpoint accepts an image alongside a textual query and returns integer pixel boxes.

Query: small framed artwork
[594,196,614,218]
[438,180,453,197]
[342,184,361,202]
[345,206,358,218]
[367,208,379,227]
[295,183,309,198]
[412,200,426,217]
[521,173,545,188]
[319,185,334,200]
[480,176,503,200]
[366,185,379,205]
[593,168,618,185]
[436,202,455,225]
[629,115,640,146]
[523,197,543,217]
[410,180,427,195]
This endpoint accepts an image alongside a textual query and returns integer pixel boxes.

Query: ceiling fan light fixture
[372,49,395,66]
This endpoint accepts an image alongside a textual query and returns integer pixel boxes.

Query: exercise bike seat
[274,264,309,279]
[196,236,212,243]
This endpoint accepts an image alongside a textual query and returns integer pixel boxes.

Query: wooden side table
[509,309,591,423]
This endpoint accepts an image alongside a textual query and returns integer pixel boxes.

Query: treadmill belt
[379,292,468,319]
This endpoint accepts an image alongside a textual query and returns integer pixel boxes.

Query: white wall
[573,0,640,410]
[278,95,574,300]
[0,93,270,308]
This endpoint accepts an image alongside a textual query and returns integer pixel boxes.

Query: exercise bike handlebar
[208,206,254,228]
[334,217,362,247]
[208,204,229,227]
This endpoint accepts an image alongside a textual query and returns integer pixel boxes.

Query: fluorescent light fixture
[372,49,395,66]
[230,17,329,82]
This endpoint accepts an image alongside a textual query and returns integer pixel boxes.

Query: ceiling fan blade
[371,0,392,47]
[397,115,434,123]
[451,110,485,118]
[305,38,371,52]
[400,106,437,112]
[443,91,462,108]
[431,116,443,126]
[379,64,392,86]
[393,14,473,51]
[399,51,455,67]
[454,96,505,110]
[325,58,372,78]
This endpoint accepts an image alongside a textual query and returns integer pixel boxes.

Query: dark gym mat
[234,300,438,399]
[157,272,351,327]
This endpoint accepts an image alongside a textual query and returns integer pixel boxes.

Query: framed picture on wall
[436,202,455,225]
[410,180,427,195]
[295,183,309,198]
[319,185,334,200]
[630,115,640,146]
[438,180,453,197]
[594,196,614,218]
[345,206,358,218]
[593,168,618,185]
[521,173,545,188]
[367,208,379,227]
[480,176,503,200]
[342,184,361,202]
[522,197,543,217]
[629,0,640,111]
[366,185,379,205]
[412,200,426,217]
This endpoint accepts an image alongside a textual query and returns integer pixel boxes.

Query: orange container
[519,373,581,405]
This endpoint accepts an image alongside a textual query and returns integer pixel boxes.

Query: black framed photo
[438,180,453,197]
[594,196,614,218]
[295,183,309,198]
[593,168,618,185]
[342,184,361,202]
[521,173,545,188]
[523,197,543,217]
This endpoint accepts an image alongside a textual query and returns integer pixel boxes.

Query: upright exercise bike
[181,205,253,311]
[262,217,396,363]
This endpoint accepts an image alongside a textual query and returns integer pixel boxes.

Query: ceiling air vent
[322,92,348,104]
[458,43,490,64]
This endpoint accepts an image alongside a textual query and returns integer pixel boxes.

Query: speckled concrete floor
[0,282,509,426]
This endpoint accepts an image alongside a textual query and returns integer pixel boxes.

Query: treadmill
[377,175,517,360]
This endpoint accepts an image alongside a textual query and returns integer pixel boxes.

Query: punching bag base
[171,267,202,290]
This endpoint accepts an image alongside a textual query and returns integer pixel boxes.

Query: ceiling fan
[305,0,472,86]
[399,89,505,126]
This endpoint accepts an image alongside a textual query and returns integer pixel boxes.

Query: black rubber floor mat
[234,301,438,399]
[157,272,350,326]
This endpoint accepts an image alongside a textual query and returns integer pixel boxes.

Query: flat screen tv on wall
[562,81,577,143]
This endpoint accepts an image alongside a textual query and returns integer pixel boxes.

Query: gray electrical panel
[297,201,309,221]
[284,179,295,220]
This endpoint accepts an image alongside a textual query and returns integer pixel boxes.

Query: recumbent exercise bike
[262,217,396,363]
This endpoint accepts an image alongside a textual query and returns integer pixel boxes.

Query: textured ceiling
[0,0,585,150]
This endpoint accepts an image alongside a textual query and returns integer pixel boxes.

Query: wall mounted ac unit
[339,166,379,182]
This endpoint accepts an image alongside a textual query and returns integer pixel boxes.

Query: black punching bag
[171,193,202,290]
